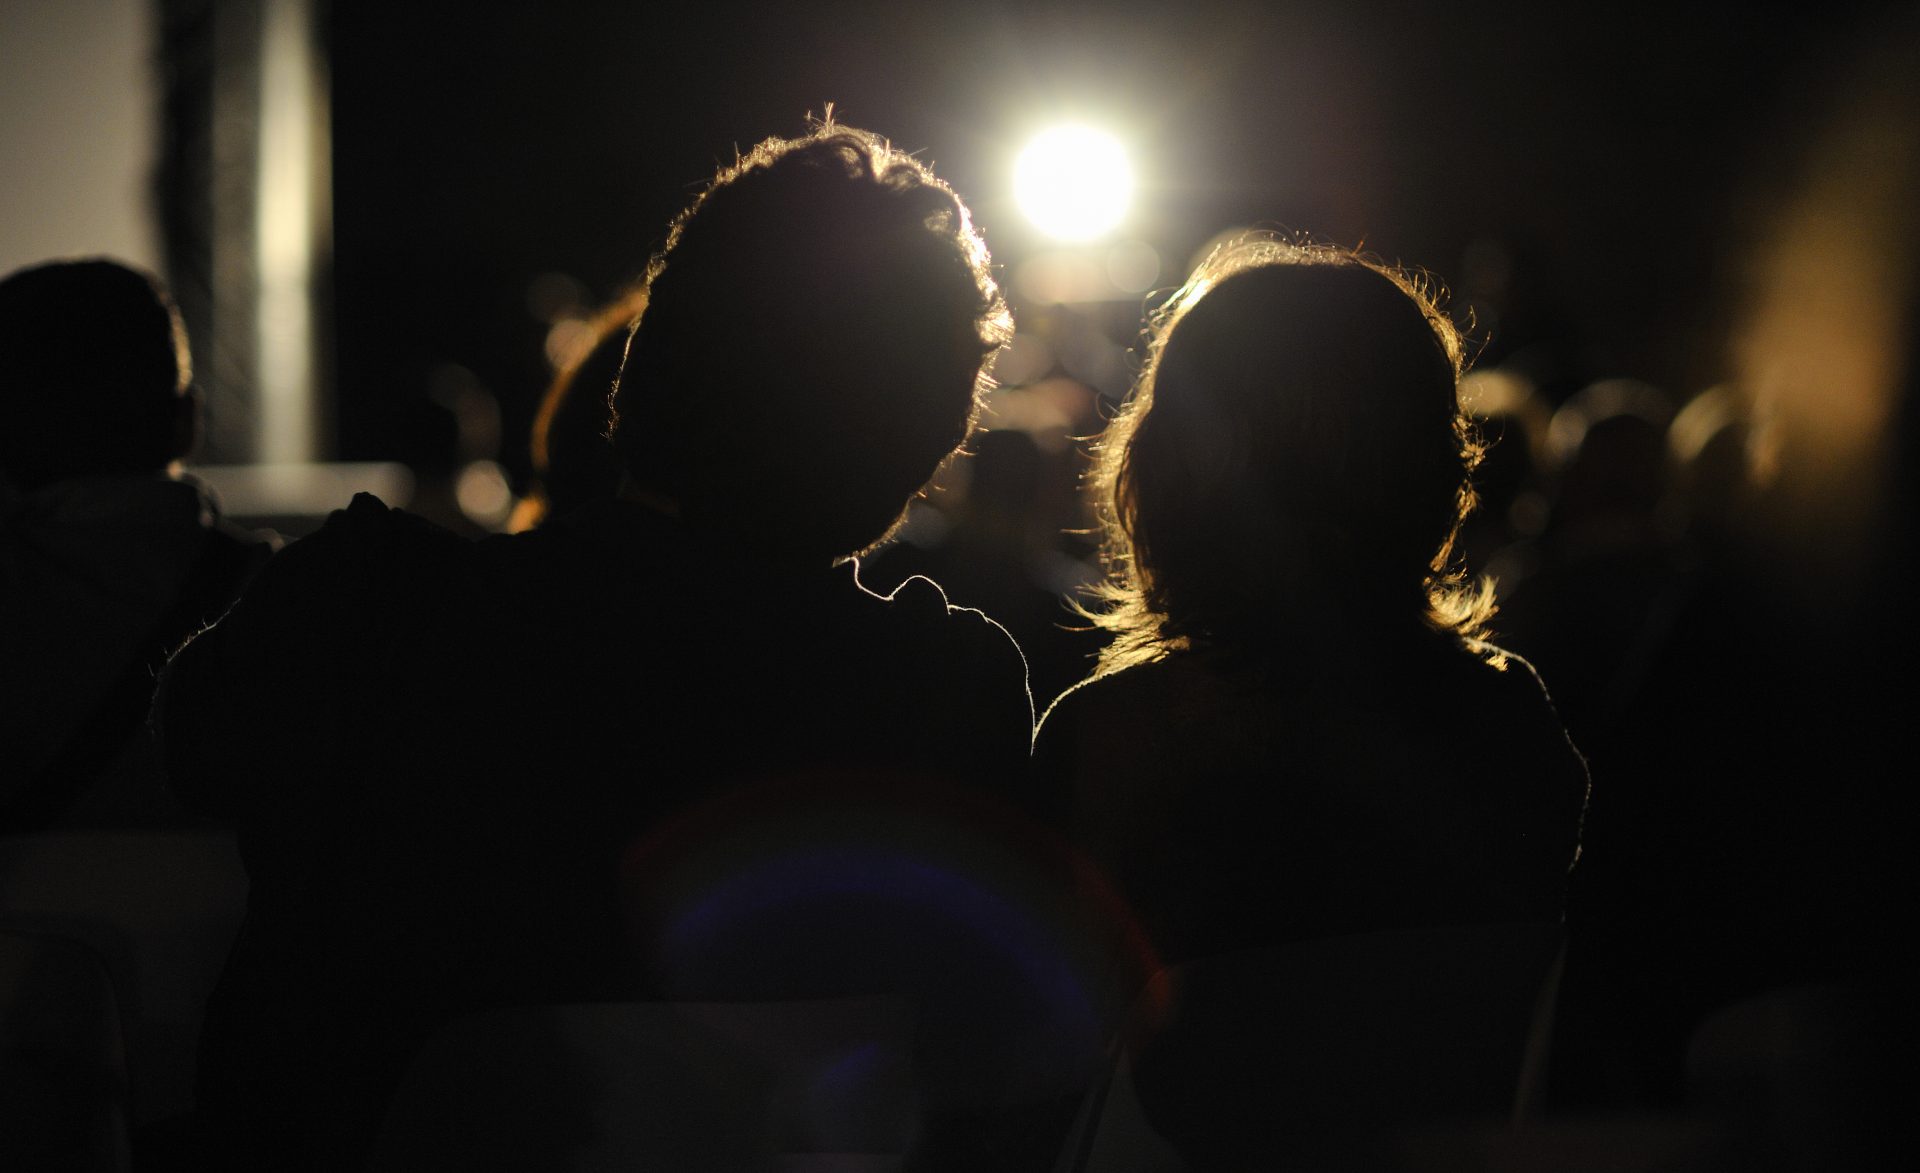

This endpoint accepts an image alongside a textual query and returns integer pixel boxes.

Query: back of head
[611,119,1010,560]
[0,258,192,491]
[1094,239,1484,669]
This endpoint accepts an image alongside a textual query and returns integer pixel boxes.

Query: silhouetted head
[0,258,195,491]
[1091,238,1487,671]
[1543,378,1675,547]
[611,119,1010,560]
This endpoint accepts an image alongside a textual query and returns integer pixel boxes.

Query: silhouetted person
[156,122,1036,1170]
[1034,237,1589,971]
[1545,376,1912,1110]
[1497,380,1683,762]
[509,287,647,531]
[0,258,270,829]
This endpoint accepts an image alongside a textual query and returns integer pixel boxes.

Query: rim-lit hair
[1089,236,1492,674]
[611,116,1011,559]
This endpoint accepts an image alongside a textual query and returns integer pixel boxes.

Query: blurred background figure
[1496,377,1681,760]
[0,258,271,830]
[508,286,646,531]
[1453,366,1552,595]
[390,362,514,539]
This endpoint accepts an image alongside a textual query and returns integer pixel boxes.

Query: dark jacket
[1032,632,1588,971]
[156,493,1034,1169]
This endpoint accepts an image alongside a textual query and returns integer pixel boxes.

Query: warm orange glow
[1731,82,1917,584]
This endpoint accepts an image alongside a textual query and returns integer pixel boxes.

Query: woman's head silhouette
[1090,237,1491,672]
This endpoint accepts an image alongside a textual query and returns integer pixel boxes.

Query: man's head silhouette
[611,118,1010,560]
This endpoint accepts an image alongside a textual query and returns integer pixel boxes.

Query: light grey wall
[0,0,158,275]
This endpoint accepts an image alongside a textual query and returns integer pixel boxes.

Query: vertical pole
[253,0,328,464]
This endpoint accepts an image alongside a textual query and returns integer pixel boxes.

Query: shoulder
[1039,654,1204,730]
[318,492,471,557]
[1458,636,1592,813]
[272,494,472,585]
[1031,659,1207,833]
[1443,637,1578,750]
[1036,668,1112,741]
[188,493,483,655]
[1035,659,1176,761]
[868,569,1035,737]
[1458,638,1574,724]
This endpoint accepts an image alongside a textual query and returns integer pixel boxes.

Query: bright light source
[1015,126,1132,242]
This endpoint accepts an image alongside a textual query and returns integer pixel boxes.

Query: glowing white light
[255,0,326,464]
[1015,126,1132,242]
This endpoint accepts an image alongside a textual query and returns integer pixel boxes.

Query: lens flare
[1015,126,1132,242]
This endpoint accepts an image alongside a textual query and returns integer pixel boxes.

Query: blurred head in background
[0,257,196,492]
